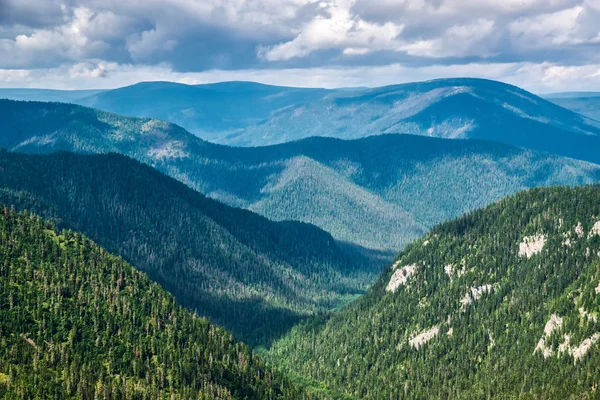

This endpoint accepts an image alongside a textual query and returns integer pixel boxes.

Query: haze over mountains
[51,78,600,165]
[546,94,600,122]
[0,88,105,103]
[4,79,600,164]
[2,99,599,251]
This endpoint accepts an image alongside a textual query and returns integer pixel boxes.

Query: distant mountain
[0,208,312,399]
[0,150,380,346]
[543,92,600,99]
[1,99,599,251]
[69,79,600,165]
[546,96,600,122]
[0,88,105,102]
[74,81,334,143]
[269,186,600,399]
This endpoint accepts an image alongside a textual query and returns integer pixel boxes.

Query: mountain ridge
[63,78,600,165]
[1,99,600,251]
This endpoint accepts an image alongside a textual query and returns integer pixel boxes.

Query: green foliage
[268,186,600,399]
[0,208,323,399]
[0,150,381,347]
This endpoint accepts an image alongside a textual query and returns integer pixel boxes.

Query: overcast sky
[1,0,599,92]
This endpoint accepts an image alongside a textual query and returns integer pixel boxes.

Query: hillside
[67,79,600,166]
[0,208,312,399]
[0,150,380,347]
[268,186,600,399]
[1,99,599,251]
[546,96,600,122]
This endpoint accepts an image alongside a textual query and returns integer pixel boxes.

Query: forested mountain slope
[0,208,314,399]
[269,186,600,399]
[1,99,599,251]
[0,150,379,346]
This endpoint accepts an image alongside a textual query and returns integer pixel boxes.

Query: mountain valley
[0,150,381,346]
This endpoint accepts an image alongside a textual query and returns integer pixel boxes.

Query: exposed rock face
[460,284,494,310]
[557,333,600,363]
[575,222,584,237]
[535,314,563,358]
[519,234,546,258]
[386,264,418,292]
[444,264,453,277]
[409,326,440,349]
[579,307,598,323]
[535,314,598,363]
[590,221,600,237]
[570,334,600,362]
[147,141,189,160]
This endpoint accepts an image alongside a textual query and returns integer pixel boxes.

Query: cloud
[259,0,404,60]
[0,0,599,89]
[2,60,600,93]
[126,29,178,61]
[400,19,497,58]
[0,7,137,68]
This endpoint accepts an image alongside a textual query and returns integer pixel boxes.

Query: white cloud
[3,60,600,92]
[0,68,30,83]
[126,29,178,61]
[509,6,586,48]
[0,7,130,68]
[401,19,497,57]
[259,0,404,60]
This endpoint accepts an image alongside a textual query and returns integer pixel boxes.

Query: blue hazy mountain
[0,88,105,102]
[546,95,600,122]
[544,92,600,99]
[75,81,334,143]
[2,99,599,251]
[70,78,600,165]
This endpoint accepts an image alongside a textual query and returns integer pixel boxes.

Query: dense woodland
[269,186,600,399]
[0,150,380,347]
[0,208,319,399]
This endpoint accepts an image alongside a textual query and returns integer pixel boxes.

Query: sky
[1,0,600,92]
